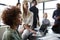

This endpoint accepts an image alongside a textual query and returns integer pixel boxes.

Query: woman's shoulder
[3,29,12,36]
[2,30,12,40]
[3,28,15,36]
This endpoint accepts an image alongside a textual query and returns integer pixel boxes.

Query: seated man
[39,13,50,36]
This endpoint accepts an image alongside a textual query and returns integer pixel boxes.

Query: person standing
[52,3,60,34]
[30,0,40,29]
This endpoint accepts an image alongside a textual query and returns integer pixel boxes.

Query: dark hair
[57,3,60,6]
[57,3,60,9]
[2,6,21,26]
[31,0,37,6]
[32,0,37,3]
[16,3,20,6]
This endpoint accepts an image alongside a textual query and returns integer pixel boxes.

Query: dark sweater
[53,9,60,24]
[30,6,39,28]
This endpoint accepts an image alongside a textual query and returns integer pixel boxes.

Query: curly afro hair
[2,6,21,26]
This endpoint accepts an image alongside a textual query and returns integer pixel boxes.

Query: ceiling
[28,0,56,3]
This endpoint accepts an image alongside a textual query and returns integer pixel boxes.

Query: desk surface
[34,26,60,40]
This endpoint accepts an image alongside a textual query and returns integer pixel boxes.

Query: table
[33,26,60,40]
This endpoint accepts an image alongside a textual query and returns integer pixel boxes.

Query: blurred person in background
[16,3,22,29]
[52,3,60,34]
[39,13,50,36]
[42,13,50,26]
[30,0,40,30]
[16,3,21,9]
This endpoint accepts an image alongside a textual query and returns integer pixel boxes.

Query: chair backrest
[0,27,6,40]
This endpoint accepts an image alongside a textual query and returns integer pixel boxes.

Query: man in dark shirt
[52,3,60,34]
[30,0,40,29]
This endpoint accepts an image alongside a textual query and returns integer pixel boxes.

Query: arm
[23,12,36,34]
[30,7,33,12]
[19,28,25,34]
[37,9,39,20]
[24,24,36,34]
[48,19,51,26]
[42,20,44,25]
[52,10,56,19]
[37,9,40,26]
[52,10,60,20]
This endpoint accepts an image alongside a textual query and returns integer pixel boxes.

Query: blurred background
[0,0,60,40]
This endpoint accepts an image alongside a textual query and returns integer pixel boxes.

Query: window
[36,3,43,9]
[36,3,43,24]
[36,0,60,25]
[45,0,60,24]
[45,1,59,9]
[0,0,18,25]
[0,0,60,25]
[0,6,7,25]
[0,0,18,6]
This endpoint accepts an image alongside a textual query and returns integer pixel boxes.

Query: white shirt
[22,10,33,27]
[18,10,33,31]
[19,10,33,38]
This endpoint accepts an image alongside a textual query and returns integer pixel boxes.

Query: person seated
[39,13,50,36]
[21,0,36,40]
[2,6,23,40]
[42,13,50,26]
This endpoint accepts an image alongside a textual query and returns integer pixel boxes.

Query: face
[43,13,47,18]
[17,14,22,25]
[17,4,21,9]
[57,5,60,9]
[32,1,37,6]
[18,4,21,8]
[24,2,28,9]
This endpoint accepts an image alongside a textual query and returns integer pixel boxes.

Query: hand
[32,33,36,36]
[31,30,36,34]
[19,28,25,33]
[56,16,60,20]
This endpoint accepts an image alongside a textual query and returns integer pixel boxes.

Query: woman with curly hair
[2,6,23,40]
